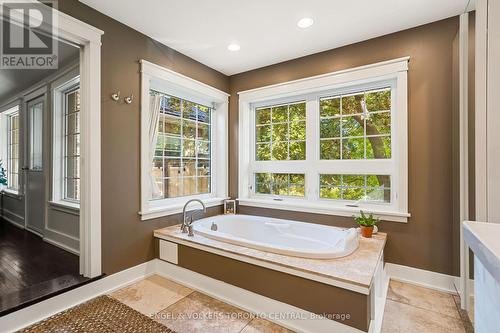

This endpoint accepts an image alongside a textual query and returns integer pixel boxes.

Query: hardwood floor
[0,220,90,315]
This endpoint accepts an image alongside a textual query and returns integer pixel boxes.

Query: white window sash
[63,88,81,202]
[148,92,213,201]
[238,57,409,222]
[51,68,81,208]
[7,112,20,191]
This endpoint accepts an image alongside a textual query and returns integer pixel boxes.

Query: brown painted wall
[58,0,229,275]
[178,245,371,332]
[229,17,460,276]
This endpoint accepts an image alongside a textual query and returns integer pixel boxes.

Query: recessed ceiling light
[227,43,240,51]
[297,17,314,29]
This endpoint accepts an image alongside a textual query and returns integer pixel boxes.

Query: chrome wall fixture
[124,94,134,104]
[111,91,120,101]
[111,91,134,104]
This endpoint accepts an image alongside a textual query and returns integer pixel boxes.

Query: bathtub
[193,214,359,259]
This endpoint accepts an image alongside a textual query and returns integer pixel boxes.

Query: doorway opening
[0,3,102,314]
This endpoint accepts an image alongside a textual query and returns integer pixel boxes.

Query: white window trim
[0,104,21,196]
[139,60,229,220]
[51,68,81,210]
[238,57,410,223]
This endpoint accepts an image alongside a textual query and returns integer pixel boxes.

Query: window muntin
[64,88,81,202]
[319,174,391,203]
[319,88,391,160]
[7,112,19,191]
[151,91,211,200]
[255,101,306,161]
[255,173,305,197]
[29,102,43,170]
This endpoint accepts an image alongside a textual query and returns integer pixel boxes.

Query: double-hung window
[63,87,81,202]
[52,70,81,209]
[140,60,229,220]
[238,58,409,222]
[150,92,211,199]
[6,108,20,192]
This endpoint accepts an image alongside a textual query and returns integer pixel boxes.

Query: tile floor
[109,275,473,333]
[382,280,472,333]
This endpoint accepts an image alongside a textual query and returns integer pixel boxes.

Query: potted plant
[353,211,379,238]
[0,160,7,191]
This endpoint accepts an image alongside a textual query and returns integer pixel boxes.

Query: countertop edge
[463,222,500,284]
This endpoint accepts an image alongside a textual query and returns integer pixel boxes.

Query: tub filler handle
[211,222,218,231]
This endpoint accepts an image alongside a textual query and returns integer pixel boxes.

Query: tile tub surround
[154,223,386,332]
[154,224,386,291]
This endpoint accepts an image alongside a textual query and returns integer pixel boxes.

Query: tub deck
[154,224,386,293]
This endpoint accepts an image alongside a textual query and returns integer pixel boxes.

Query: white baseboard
[43,236,79,255]
[0,260,156,333]
[1,209,25,228]
[154,259,368,333]
[385,263,459,294]
[43,227,80,255]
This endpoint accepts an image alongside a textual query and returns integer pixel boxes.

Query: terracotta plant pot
[360,226,374,238]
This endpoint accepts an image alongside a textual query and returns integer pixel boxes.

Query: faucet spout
[181,199,207,236]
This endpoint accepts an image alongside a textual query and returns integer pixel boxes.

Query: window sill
[139,197,226,221]
[48,200,80,215]
[1,189,22,200]
[237,198,410,223]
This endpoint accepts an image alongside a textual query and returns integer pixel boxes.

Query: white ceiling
[80,0,472,75]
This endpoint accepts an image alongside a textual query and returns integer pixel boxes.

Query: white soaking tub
[193,214,359,259]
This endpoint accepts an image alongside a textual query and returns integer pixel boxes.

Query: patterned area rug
[19,295,176,332]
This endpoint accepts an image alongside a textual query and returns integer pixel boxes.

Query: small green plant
[353,211,379,227]
[0,160,7,187]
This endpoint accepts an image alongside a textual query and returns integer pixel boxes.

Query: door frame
[5,1,104,278]
[458,12,470,311]
[24,91,47,235]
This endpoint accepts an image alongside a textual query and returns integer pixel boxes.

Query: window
[52,71,80,209]
[255,102,306,161]
[151,91,211,200]
[7,110,20,192]
[255,173,305,197]
[319,174,391,203]
[140,60,229,220]
[63,88,81,202]
[319,88,391,160]
[29,101,43,170]
[238,58,409,222]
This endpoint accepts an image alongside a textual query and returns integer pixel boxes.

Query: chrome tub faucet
[181,199,206,236]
